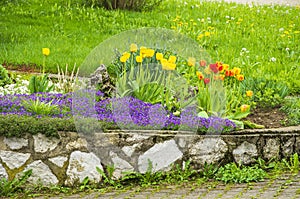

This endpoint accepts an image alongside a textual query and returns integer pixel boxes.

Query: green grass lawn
[1,0,299,93]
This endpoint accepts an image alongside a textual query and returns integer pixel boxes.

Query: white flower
[231,17,235,20]
[270,57,276,62]
[241,48,247,52]
[225,16,230,19]
[279,28,284,32]
[285,47,290,51]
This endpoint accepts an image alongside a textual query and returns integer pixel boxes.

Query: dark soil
[244,107,289,128]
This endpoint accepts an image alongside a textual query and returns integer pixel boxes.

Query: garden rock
[21,160,58,185]
[138,139,183,173]
[65,151,103,186]
[49,156,68,168]
[0,150,30,169]
[233,141,258,165]
[189,138,228,166]
[33,134,59,153]
[0,163,8,179]
[263,138,280,160]
[88,64,115,98]
[110,151,134,179]
[4,137,28,150]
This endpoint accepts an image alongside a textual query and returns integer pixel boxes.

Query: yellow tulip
[42,48,50,56]
[130,44,138,52]
[168,55,177,64]
[156,53,163,61]
[188,57,196,66]
[136,55,143,63]
[240,104,250,112]
[246,90,253,97]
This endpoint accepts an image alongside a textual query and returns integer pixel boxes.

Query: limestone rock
[138,140,183,173]
[189,138,228,165]
[66,138,88,151]
[263,138,280,160]
[0,150,30,169]
[88,64,115,99]
[282,137,295,158]
[4,137,28,150]
[22,160,58,185]
[0,163,8,179]
[49,156,68,168]
[33,134,59,153]
[233,141,258,165]
[65,151,103,186]
[122,143,140,157]
[110,152,134,179]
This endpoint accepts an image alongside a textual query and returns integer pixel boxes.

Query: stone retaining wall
[0,126,299,186]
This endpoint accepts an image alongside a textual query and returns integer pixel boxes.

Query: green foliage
[241,77,289,108]
[215,162,266,183]
[28,74,54,94]
[280,97,300,126]
[96,165,117,186]
[0,115,76,137]
[0,64,12,86]
[282,153,299,174]
[84,0,162,11]
[0,169,32,197]
[56,64,80,93]
[22,98,61,116]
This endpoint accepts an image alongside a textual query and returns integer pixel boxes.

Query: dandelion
[246,90,253,97]
[270,57,276,62]
[204,32,211,37]
[130,44,138,52]
[197,34,204,40]
[188,57,196,66]
[42,48,50,56]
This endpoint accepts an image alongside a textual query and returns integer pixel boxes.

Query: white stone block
[138,139,183,173]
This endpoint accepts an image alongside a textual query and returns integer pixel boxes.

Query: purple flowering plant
[0,90,236,133]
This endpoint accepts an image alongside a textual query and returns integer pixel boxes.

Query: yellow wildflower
[204,32,211,37]
[42,48,50,56]
[197,34,204,40]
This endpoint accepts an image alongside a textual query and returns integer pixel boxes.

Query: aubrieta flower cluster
[0,91,236,133]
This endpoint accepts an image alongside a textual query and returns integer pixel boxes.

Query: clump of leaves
[0,170,32,197]
[215,162,266,183]
[280,97,300,126]
[0,64,12,86]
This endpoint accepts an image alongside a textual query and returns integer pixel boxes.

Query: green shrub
[0,115,76,138]
[83,0,162,11]
[0,64,12,87]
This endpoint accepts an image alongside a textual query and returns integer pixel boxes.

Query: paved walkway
[38,173,300,199]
